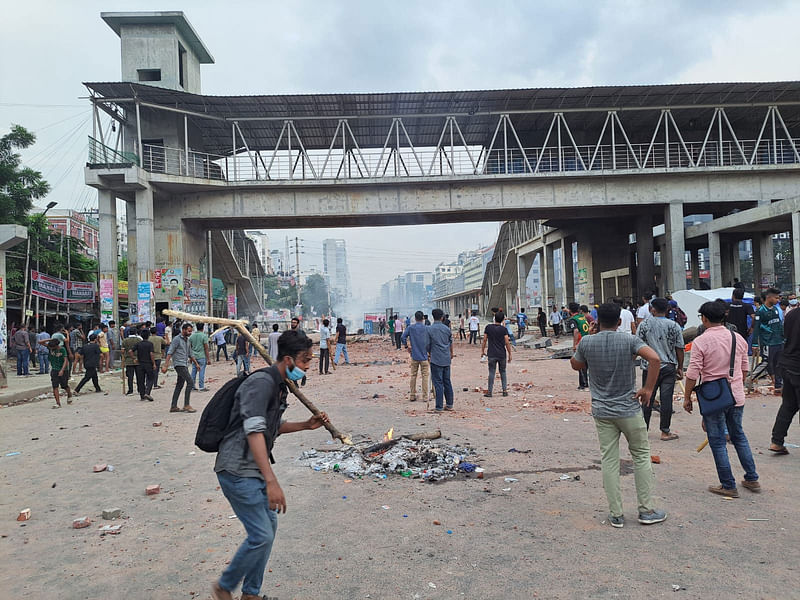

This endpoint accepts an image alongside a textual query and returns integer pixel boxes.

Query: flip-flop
[769,447,789,455]
[661,433,679,441]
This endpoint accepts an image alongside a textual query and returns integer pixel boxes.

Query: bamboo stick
[163,309,352,445]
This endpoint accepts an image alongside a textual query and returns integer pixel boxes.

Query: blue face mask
[287,361,305,382]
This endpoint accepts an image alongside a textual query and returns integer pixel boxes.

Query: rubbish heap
[297,438,478,481]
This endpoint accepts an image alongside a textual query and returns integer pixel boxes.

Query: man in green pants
[570,303,667,529]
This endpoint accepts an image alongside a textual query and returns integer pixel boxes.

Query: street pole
[66,230,71,321]
[22,236,31,327]
[295,236,301,308]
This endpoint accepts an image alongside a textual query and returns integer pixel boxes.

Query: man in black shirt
[770,306,800,454]
[480,311,513,397]
[132,329,156,401]
[74,334,102,394]
[334,317,350,365]
[727,287,754,340]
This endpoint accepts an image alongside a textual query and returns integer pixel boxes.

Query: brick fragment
[146,484,161,495]
[73,516,91,529]
[93,464,107,473]
[17,508,31,522]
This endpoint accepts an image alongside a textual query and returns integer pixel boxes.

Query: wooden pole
[163,308,352,445]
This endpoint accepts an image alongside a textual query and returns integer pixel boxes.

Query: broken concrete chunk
[72,516,92,529]
[102,508,122,520]
[145,484,161,495]
[98,524,122,535]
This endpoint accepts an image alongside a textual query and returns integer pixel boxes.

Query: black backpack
[195,367,272,453]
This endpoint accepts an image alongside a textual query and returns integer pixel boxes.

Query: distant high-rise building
[323,239,350,303]
[246,230,272,274]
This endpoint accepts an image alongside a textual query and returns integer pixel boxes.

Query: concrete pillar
[636,216,655,298]
[752,233,775,292]
[126,200,137,318]
[708,232,723,289]
[98,190,119,323]
[664,202,687,294]
[562,238,575,304]
[0,225,27,389]
[689,249,701,289]
[720,237,740,287]
[544,244,555,309]
[793,212,800,292]
[135,187,155,322]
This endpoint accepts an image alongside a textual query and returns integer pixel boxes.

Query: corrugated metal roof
[85,81,800,154]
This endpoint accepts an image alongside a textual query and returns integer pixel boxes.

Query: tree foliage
[302,273,331,316]
[0,125,50,225]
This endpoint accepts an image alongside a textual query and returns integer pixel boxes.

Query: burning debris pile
[297,429,478,481]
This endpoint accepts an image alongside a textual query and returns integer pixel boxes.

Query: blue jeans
[334,343,349,365]
[703,405,758,490]
[17,349,30,375]
[236,353,250,376]
[191,357,207,389]
[217,471,278,596]
[38,352,50,374]
[430,363,454,410]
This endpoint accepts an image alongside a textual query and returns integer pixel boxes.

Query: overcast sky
[2,0,799,299]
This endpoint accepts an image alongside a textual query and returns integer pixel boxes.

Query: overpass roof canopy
[85,80,800,155]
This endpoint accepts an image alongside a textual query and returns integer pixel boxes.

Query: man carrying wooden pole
[163,309,351,445]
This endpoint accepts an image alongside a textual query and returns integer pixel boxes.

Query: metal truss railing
[87,136,138,166]
[95,104,800,183]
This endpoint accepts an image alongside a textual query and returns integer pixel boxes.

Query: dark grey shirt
[428,322,453,367]
[166,334,192,367]
[214,368,288,480]
[573,330,650,419]
[636,316,683,368]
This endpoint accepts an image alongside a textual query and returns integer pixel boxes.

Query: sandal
[769,446,789,455]
[52,404,61,409]
[660,433,679,441]
[169,407,182,413]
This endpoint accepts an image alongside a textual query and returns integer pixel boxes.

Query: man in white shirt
[318,318,332,374]
[267,324,281,361]
[635,295,652,327]
[613,298,635,334]
[468,312,480,345]
[549,306,563,337]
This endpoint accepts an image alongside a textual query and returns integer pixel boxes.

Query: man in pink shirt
[683,300,760,498]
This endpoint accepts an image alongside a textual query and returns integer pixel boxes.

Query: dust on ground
[1,334,797,599]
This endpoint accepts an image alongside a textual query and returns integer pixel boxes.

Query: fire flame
[383,427,394,442]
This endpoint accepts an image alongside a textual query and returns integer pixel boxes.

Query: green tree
[118,257,128,281]
[302,273,331,316]
[0,125,50,225]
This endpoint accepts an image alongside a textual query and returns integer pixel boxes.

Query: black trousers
[319,347,330,374]
[641,365,677,433]
[75,367,100,393]
[468,330,478,344]
[578,368,588,389]
[394,332,402,349]
[216,343,228,361]
[125,365,137,393]
[539,324,547,337]
[772,370,800,445]
[171,365,194,408]
[136,364,155,398]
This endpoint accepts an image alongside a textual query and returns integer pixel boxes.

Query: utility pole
[295,236,301,307]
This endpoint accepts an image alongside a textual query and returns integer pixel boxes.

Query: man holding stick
[211,329,330,600]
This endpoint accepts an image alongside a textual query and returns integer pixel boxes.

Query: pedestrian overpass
[85,12,800,319]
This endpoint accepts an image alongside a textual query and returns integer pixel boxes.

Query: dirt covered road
[1,334,797,599]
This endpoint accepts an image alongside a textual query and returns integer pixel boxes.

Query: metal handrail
[115,138,800,183]
[87,136,138,166]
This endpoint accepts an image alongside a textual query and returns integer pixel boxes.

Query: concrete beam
[685,196,800,240]
[145,170,800,230]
